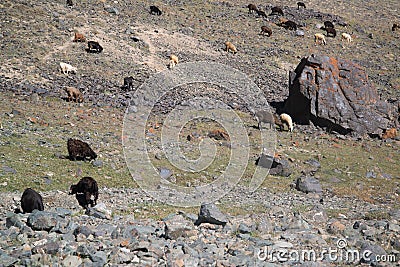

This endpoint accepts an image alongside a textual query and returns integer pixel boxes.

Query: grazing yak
[325,27,337,37]
[20,188,44,213]
[67,138,97,161]
[69,177,99,210]
[282,20,297,30]
[341,32,353,42]
[280,113,294,132]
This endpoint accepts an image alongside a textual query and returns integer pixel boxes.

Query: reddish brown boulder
[382,128,397,139]
[284,54,394,135]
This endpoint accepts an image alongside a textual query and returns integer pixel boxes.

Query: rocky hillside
[0,0,400,266]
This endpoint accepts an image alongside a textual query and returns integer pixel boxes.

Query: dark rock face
[284,54,393,135]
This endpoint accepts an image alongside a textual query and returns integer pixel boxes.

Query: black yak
[20,188,44,213]
[69,177,99,210]
[67,138,97,161]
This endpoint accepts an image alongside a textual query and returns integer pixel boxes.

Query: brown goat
[73,32,86,42]
[271,6,284,16]
[67,138,97,161]
[69,177,99,210]
[260,26,272,36]
[65,86,83,103]
[225,41,237,54]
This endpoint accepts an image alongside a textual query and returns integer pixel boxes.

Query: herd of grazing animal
[17,138,99,213]
[18,176,99,214]
[15,1,397,215]
[31,3,169,216]
[244,2,365,47]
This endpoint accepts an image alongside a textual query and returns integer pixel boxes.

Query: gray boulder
[27,210,67,232]
[295,176,323,194]
[284,54,395,135]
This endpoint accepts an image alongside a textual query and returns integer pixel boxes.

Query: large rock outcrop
[284,54,394,135]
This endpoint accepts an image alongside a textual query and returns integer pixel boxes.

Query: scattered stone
[2,166,16,174]
[27,211,66,232]
[92,160,103,167]
[268,157,292,177]
[360,242,387,265]
[159,168,173,180]
[295,176,323,193]
[366,171,376,179]
[164,214,196,239]
[104,6,119,15]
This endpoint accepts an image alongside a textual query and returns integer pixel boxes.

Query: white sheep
[60,62,77,75]
[280,113,293,132]
[314,33,326,45]
[341,33,352,42]
[168,54,179,69]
